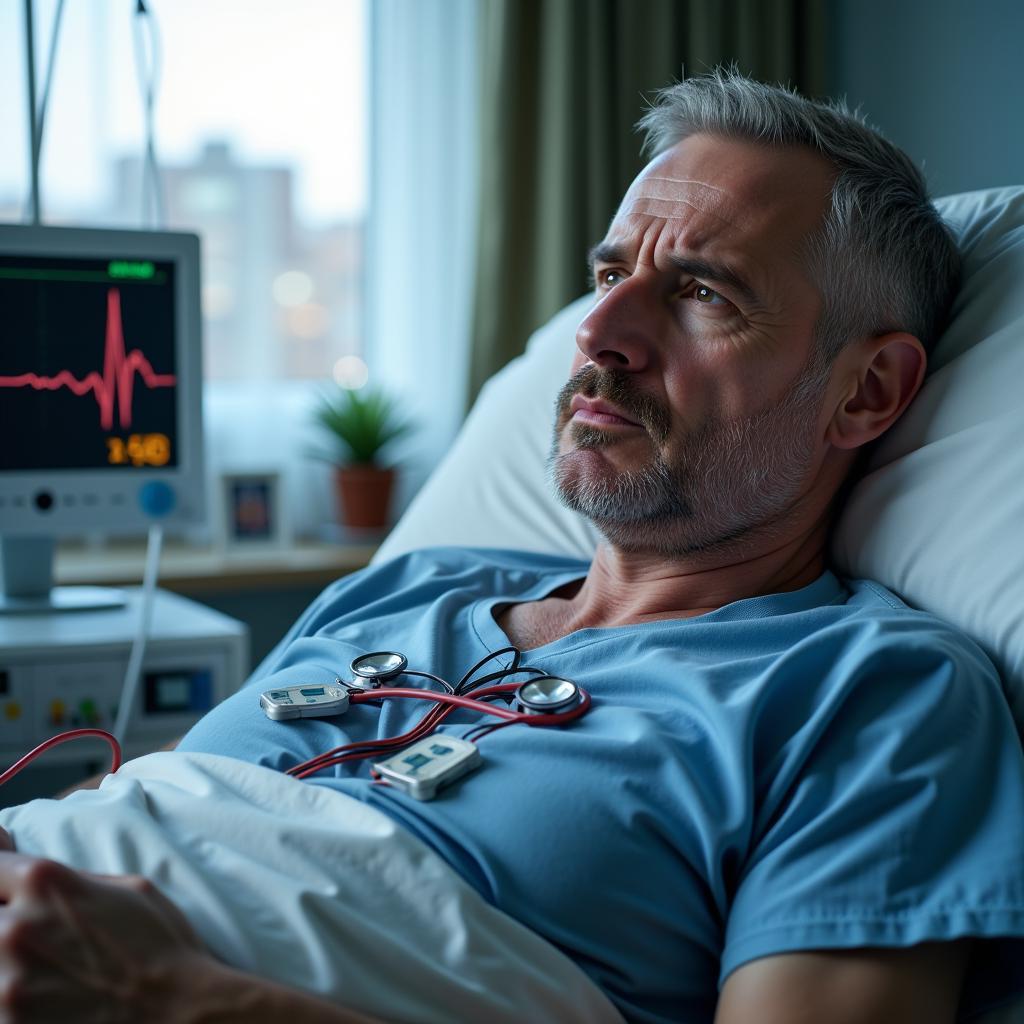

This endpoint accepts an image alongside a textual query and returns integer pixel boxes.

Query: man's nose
[575,276,658,372]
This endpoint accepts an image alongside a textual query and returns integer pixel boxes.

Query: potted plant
[311,384,414,530]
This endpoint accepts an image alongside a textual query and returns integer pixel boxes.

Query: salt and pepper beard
[546,355,832,558]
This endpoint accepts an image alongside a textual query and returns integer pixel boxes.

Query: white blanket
[0,752,624,1024]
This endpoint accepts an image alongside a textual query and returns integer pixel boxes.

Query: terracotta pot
[334,465,396,530]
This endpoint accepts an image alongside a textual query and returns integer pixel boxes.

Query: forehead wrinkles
[621,175,750,232]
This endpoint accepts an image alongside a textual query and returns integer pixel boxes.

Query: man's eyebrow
[587,241,761,308]
[587,241,627,269]
[666,255,761,308]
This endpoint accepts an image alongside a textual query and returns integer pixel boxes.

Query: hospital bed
[373,185,1024,1021]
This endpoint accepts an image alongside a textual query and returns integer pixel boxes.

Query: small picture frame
[219,471,288,548]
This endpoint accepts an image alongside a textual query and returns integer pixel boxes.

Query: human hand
[0,827,207,1023]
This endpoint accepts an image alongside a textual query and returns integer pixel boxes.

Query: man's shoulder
[834,574,979,642]
[837,575,907,610]
[819,573,1004,694]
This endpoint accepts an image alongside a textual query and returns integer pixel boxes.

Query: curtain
[364,0,482,509]
[467,0,827,409]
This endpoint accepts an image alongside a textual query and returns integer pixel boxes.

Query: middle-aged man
[0,70,1021,1024]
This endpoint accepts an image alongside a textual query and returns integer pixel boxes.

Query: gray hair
[637,67,960,362]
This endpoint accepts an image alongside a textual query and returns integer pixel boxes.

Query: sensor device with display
[0,225,204,612]
[260,683,351,721]
[373,736,482,801]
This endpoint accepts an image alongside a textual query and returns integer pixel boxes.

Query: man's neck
[495,520,832,653]
[554,522,830,630]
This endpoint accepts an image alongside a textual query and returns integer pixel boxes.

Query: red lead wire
[286,682,592,780]
[0,729,123,786]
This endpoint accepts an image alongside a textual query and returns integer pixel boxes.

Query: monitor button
[33,490,55,512]
[139,481,176,517]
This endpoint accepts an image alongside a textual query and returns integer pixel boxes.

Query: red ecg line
[0,287,176,431]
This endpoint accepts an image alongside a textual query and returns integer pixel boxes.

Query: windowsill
[55,535,380,594]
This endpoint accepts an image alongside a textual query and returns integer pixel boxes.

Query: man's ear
[827,332,926,450]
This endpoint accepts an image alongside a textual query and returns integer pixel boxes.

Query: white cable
[113,523,163,746]
[131,0,164,228]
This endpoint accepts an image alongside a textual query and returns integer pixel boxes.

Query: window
[0,0,368,386]
[2,0,480,542]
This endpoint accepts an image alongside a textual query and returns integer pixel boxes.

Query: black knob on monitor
[33,491,54,512]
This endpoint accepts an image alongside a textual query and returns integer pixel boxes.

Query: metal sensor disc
[350,651,408,681]
[516,676,580,714]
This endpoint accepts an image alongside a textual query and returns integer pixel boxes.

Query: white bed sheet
[0,752,624,1024]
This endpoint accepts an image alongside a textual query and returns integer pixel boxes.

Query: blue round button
[138,481,177,517]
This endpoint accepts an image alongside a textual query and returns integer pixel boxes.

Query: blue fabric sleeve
[721,627,1024,1015]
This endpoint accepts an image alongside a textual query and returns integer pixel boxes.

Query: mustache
[555,365,671,442]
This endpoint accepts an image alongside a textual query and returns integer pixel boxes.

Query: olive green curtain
[467,0,827,409]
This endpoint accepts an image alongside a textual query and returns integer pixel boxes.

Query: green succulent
[311,385,414,466]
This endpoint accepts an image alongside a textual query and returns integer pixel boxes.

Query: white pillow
[374,187,1024,730]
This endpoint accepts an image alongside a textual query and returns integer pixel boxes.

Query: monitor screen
[0,226,204,538]
[0,253,179,472]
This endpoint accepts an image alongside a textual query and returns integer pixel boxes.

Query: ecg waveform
[0,287,176,431]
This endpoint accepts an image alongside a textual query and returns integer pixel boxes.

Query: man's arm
[713,942,972,1024]
[0,835,386,1023]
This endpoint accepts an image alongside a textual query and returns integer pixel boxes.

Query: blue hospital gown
[179,546,1024,1022]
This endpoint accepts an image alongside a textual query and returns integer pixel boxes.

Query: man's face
[548,133,838,556]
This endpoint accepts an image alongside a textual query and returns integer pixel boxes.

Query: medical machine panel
[0,588,247,764]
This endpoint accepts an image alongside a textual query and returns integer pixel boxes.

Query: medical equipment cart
[0,589,248,803]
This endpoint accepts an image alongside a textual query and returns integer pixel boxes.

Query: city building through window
[0,0,368,386]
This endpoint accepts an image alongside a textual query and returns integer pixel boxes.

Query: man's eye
[694,284,725,305]
[597,269,624,288]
